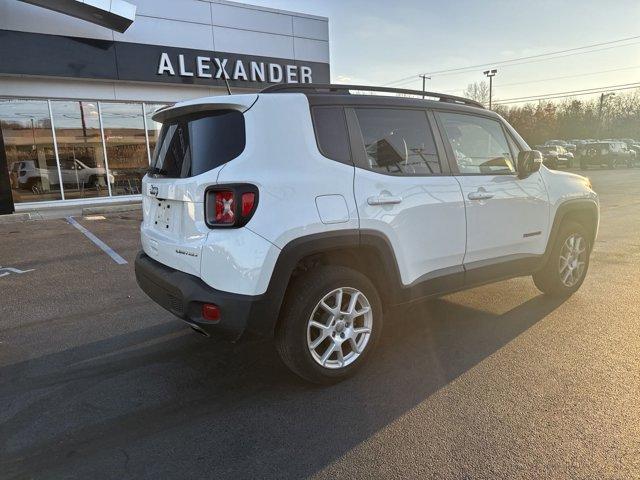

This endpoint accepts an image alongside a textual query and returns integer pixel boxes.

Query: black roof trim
[260,83,485,109]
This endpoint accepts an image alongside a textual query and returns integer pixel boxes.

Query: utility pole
[419,74,431,98]
[598,92,615,137]
[483,69,497,109]
[598,92,615,117]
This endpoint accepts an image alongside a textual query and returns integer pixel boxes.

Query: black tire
[533,221,591,297]
[275,265,383,384]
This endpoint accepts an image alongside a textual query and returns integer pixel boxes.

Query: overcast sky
[243,0,640,104]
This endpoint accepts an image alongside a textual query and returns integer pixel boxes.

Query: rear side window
[354,108,441,175]
[311,106,351,164]
[150,110,245,178]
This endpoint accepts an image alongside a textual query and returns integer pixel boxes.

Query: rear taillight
[205,184,258,228]
[214,190,235,224]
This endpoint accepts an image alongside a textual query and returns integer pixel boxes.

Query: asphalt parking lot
[1,169,639,479]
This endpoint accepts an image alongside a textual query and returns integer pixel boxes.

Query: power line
[384,75,419,86]
[429,35,640,75]
[430,41,640,78]
[494,65,640,89]
[494,82,640,105]
[381,34,640,85]
[440,64,640,95]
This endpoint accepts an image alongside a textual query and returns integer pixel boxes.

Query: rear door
[435,111,549,282]
[141,105,249,276]
[349,106,466,297]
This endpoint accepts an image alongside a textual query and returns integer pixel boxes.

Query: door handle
[367,195,403,206]
[467,191,494,201]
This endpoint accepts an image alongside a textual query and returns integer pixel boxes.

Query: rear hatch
[140,94,257,276]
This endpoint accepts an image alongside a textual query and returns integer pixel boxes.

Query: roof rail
[260,83,485,109]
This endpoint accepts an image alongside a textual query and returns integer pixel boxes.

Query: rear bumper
[135,252,263,340]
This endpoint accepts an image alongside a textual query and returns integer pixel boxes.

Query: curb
[0,213,31,224]
[82,203,141,215]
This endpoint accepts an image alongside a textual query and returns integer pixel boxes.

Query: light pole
[483,68,497,109]
[419,74,431,98]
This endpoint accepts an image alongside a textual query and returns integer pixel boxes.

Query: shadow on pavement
[0,293,565,479]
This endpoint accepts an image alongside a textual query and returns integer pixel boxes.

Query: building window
[100,102,148,196]
[0,99,61,203]
[50,100,110,199]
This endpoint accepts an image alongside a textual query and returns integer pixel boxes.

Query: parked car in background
[536,145,574,169]
[545,139,576,152]
[16,158,114,190]
[580,141,636,169]
[619,138,640,159]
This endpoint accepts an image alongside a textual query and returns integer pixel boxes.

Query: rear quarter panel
[216,93,359,249]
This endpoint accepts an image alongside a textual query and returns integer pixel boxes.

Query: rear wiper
[147,166,168,176]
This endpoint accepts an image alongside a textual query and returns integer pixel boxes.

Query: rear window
[150,110,245,178]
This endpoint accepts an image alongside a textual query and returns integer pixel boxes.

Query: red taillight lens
[202,303,220,322]
[241,192,256,217]
[214,190,235,224]
[205,185,258,228]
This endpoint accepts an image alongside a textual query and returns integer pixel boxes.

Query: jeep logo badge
[149,185,159,197]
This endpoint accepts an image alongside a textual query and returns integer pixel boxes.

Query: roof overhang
[18,0,136,33]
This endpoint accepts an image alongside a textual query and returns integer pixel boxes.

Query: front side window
[440,112,516,174]
[151,109,245,178]
[355,108,441,175]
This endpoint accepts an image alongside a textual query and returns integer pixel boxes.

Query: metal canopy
[18,0,136,33]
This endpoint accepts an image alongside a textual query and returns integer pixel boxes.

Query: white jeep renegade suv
[135,84,599,384]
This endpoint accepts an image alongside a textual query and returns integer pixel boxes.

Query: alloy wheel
[306,287,373,369]
[558,233,587,287]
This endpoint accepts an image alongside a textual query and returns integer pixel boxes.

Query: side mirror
[517,150,543,178]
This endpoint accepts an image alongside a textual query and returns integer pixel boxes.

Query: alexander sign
[157,52,314,84]
[0,30,330,88]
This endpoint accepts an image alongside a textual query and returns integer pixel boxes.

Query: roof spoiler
[152,94,259,122]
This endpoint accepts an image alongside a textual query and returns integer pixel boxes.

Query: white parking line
[66,216,128,265]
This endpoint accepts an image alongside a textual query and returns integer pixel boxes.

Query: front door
[437,111,549,280]
[349,107,467,298]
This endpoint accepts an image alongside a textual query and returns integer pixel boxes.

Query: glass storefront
[0,99,61,203]
[0,98,167,205]
[50,100,109,199]
[100,102,147,196]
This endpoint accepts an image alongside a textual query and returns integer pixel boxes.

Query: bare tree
[494,89,640,145]
[462,81,490,106]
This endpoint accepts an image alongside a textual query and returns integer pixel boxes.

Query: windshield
[149,109,245,178]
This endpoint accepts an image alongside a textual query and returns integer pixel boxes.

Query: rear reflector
[241,192,256,217]
[202,303,221,322]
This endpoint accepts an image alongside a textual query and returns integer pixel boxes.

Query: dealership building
[0,0,330,214]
